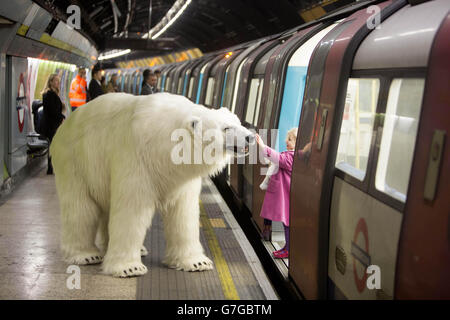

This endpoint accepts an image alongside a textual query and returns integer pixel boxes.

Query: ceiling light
[142,0,192,40]
[98,49,131,60]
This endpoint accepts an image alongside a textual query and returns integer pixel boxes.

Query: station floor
[0,166,278,300]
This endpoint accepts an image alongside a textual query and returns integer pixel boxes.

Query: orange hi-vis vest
[69,74,87,107]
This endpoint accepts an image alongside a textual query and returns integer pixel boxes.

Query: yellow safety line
[199,200,240,300]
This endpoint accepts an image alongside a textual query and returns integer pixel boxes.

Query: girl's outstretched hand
[255,134,265,148]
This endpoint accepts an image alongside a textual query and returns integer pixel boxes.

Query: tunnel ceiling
[34,0,354,59]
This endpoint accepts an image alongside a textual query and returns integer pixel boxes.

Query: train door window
[157,75,162,89]
[335,78,380,181]
[165,77,171,92]
[188,77,195,99]
[254,79,264,126]
[177,78,183,94]
[245,78,261,124]
[375,78,425,202]
[205,77,215,106]
[221,65,232,108]
[231,57,249,115]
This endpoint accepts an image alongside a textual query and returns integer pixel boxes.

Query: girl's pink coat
[260,146,294,226]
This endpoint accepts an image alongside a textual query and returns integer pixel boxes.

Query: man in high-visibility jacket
[69,67,87,111]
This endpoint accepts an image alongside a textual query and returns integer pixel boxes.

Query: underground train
[106,0,450,299]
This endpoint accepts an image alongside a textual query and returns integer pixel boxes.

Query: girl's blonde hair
[287,127,298,141]
[41,73,60,95]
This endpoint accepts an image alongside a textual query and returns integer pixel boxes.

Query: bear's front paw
[165,255,214,272]
[105,262,148,278]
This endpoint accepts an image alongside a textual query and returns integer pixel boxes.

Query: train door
[394,5,450,299]
[172,61,188,94]
[160,65,171,93]
[197,55,223,106]
[164,65,178,93]
[241,59,267,211]
[157,70,162,91]
[119,73,125,92]
[231,40,279,205]
[225,56,248,188]
[188,57,214,103]
[177,62,190,95]
[6,55,29,176]
[123,73,128,93]
[137,72,143,95]
[201,55,230,109]
[0,54,6,185]
[164,67,173,93]
[183,59,204,97]
[289,0,404,299]
[195,58,218,105]
[212,50,241,109]
[132,71,138,95]
[254,23,340,265]
[127,73,133,93]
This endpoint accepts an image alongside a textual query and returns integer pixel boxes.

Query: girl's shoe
[273,247,286,254]
[273,249,288,259]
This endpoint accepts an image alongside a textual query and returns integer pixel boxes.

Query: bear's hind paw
[106,262,148,278]
[65,254,103,265]
[167,255,214,272]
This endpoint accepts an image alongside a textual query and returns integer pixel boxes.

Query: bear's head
[168,98,255,178]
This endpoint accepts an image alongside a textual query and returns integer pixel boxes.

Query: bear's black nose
[245,134,255,145]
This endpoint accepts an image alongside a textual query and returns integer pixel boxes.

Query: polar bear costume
[50,92,253,277]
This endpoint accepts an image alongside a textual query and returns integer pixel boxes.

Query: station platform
[0,166,278,300]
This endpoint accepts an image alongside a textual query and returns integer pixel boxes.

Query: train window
[221,65,232,108]
[177,78,183,94]
[335,78,380,181]
[375,78,425,202]
[188,77,195,99]
[245,78,261,124]
[231,57,249,114]
[165,77,171,92]
[205,77,215,106]
[254,79,264,126]
[157,76,162,89]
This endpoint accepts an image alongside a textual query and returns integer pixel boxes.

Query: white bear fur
[50,92,251,277]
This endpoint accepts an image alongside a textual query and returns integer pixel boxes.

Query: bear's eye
[223,127,231,131]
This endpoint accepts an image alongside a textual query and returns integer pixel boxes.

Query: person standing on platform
[88,65,104,101]
[101,76,107,93]
[107,74,119,93]
[69,67,87,112]
[141,70,159,95]
[154,69,161,79]
[42,74,66,175]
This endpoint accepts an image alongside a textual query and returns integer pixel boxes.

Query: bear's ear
[187,116,201,135]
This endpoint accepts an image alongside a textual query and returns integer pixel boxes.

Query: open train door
[395,11,450,299]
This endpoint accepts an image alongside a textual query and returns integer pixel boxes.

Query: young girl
[255,128,297,259]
